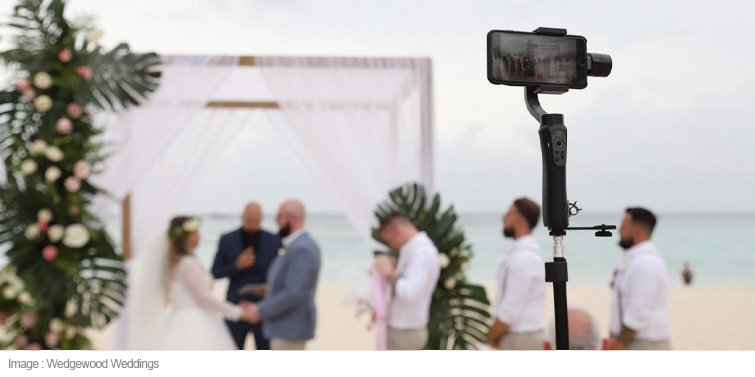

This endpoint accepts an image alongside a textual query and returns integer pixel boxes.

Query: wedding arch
[94,54,435,349]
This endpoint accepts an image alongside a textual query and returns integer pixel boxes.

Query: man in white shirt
[374,212,441,350]
[609,207,670,350]
[487,197,546,350]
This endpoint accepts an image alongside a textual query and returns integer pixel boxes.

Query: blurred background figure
[546,307,601,350]
[682,262,694,286]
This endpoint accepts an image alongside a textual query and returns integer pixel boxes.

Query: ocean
[3,212,754,287]
[186,212,755,287]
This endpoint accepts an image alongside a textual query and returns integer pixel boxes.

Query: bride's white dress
[157,256,240,350]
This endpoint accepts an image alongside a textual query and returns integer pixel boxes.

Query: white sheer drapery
[257,56,434,242]
[94,56,258,349]
[95,55,240,199]
[114,108,257,349]
[96,55,434,349]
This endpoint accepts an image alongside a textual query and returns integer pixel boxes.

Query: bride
[156,216,253,350]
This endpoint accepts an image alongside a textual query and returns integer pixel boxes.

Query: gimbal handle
[526,87,570,235]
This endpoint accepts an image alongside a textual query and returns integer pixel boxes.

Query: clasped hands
[239,301,261,324]
[235,247,256,271]
[373,254,396,278]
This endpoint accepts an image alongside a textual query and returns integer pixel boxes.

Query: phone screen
[487,31,587,88]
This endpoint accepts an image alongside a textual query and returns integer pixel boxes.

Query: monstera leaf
[372,183,491,350]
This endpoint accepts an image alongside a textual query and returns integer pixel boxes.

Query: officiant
[212,202,283,350]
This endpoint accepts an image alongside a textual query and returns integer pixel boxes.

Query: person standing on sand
[608,207,671,350]
[682,262,694,286]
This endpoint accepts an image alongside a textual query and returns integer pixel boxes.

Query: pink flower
[44,333,60,348]
[73,161,91,179]
[22,88,36,100]
[43,245,58,261]
[58,49,72,63]
[21,312,37,328]
[15,335,29,349]
[14,77,30,91]
[75,66,92,80]
[66,103,82,118]
[25,343,41,351]
[64,176,81,192]
[37,221,49,233]
[56,117,73,134]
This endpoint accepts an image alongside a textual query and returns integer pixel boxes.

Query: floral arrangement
[0,0,160,349]
[168,218,200,237]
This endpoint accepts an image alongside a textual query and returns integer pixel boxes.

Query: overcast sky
[3,0,755,214]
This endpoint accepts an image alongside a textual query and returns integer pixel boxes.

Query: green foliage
[0,0,160,349]
[372,183,491,349]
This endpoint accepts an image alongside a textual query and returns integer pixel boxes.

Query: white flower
[30,139,47,156]
[48,225,64,242]
[63,224,89,248]
[2,287,15,299]
[44,145,64,162]
[20,159,37,175]
[33,72,53,89]
[33,95,53,112]
[183,218,200,232]
[86,29,104,43]
[50,318,65,333]
[45,166,62,182]
[65,300,77,317]
[65,326,76,339]
[438,254,450,268]
[444,278,457,290]
[5,273,23,290]
[37,209,53,223]
[25,224,40,240]
[18,292,32,305]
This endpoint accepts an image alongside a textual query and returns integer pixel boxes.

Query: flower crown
[168,218,200,237]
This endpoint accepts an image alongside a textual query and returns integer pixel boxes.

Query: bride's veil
[118,234,171,349]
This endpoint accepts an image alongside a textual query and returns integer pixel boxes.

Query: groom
[212,202,282,350]
[248,199,322,350]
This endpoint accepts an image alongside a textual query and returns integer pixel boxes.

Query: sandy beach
[307,284,755,351]
[84,283,755,351]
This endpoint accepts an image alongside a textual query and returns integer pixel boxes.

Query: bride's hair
[167,216,198,267]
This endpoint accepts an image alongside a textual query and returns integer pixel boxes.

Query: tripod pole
[547,236,569,350]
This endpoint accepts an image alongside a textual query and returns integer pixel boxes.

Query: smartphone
[487,30,588,89]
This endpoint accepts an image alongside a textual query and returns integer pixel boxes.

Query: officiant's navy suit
[258,231,321,344]
[212,228,282,350]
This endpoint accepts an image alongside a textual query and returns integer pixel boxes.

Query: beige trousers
[498,330,545,350]
[387,328,428,350]
[270,338,306,350]
[626,339,671,350]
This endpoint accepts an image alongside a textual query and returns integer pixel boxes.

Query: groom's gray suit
[257,231,321,345]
